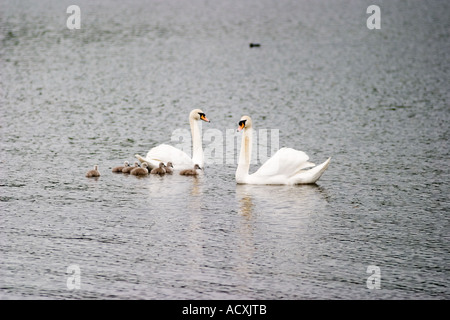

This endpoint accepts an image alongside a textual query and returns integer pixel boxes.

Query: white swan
[135,109,210,170]
[235,116,331,185]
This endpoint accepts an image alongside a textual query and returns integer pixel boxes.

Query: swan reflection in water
[236,183,330,217]
[233,183,331,284]
[145,172,204,206]
[234,183,331,250]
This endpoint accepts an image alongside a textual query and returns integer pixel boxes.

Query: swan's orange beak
[237,122,245,132]
[200,114,210,122]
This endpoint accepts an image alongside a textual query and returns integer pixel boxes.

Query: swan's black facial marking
[198,112,210,122]
[238,119,247,131]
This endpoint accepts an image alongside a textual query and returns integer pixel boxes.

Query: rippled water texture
[0,0,449,299]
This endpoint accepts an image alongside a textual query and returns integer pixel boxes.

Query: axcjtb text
[182,304,267,317]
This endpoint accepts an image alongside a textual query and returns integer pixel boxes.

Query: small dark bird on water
[249,43,261,48]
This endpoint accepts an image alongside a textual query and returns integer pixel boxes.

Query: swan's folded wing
[145,144,194,169]
[253,147,312,177]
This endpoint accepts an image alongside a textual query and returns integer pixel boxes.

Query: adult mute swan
[135,109,210,170]
[235,116,331,185]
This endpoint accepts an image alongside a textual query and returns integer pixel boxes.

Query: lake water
[0,0,449,299]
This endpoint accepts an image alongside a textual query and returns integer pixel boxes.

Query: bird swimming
[165,162,174,174]
[122,162,140,173]
[135,109,210,170]
[86,165,100,178]
[131,162,149,176]
[180,164,202,176]
[235,115,330,185]
[112,161,130,173]
[150,162,166,175]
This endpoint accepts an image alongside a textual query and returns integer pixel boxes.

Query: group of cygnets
[112,161,174,176]
[85,161,202,178]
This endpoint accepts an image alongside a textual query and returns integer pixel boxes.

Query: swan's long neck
[190,118,203,166]
[236,128,252,182]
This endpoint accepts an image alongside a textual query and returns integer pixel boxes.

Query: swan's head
[167,162,173,168]
[237,116,252,132]
[94,165,99,170]
[141,162,148,168]
[124,161,130,167]
[159,162,165,168]
[134,162,140,167]
[190,109,210,122]
[194,164,202,170]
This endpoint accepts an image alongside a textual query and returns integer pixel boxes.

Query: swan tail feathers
[290,157,331,184]
[135,154,147,163]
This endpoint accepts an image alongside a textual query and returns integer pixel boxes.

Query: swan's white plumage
[253,147,315,177]
[236,116,330,185]
[135,109,209,171]
[142,143,194,170]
